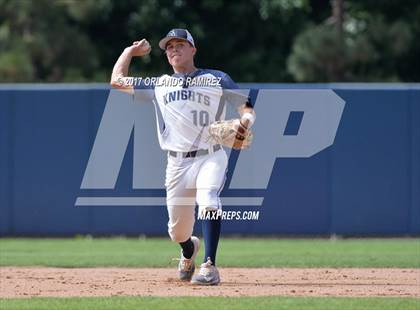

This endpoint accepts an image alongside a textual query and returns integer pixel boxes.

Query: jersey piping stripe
[153,98,165,134]
[215,96,226,121]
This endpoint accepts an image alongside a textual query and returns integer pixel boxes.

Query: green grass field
[1,237,419,268]
[1,237,419,309]
[1,296,419,310]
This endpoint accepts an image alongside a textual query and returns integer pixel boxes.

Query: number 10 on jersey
[191,110,210,127]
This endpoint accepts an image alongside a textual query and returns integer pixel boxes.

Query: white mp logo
[75,89,345,207]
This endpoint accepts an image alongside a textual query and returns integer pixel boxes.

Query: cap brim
[158,37,191,50]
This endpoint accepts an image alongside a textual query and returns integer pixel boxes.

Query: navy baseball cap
[159,29,195,50]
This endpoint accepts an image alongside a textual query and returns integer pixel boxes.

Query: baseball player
[110,29,255,285]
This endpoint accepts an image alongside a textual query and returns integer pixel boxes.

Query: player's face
[165,39,196,67]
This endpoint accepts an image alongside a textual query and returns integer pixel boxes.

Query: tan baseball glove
[208,119,253,150]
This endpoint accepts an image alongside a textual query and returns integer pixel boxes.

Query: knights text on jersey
[134,69,246,152]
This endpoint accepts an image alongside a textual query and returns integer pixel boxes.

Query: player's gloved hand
[127,39,151,57]
[208,119,253,150]
[235,119,250,141]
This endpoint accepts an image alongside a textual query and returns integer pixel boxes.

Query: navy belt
[169,145,221,158]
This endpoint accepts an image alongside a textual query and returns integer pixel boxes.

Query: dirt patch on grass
[0,267,418,298]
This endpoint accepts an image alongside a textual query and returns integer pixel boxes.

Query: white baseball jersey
[134,69,246,152]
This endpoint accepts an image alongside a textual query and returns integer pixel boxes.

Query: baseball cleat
[191,257,220,285]
[178,236,200,281]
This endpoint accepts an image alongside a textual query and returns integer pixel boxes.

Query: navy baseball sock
[202,211,221,266]
[179,238,194,259]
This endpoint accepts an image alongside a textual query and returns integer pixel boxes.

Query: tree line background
[1,0,419,83]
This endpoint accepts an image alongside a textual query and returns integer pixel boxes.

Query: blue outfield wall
[0,84,419,236]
